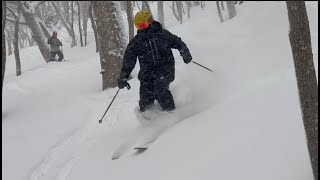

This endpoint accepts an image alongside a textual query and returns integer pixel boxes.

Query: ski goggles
[135,22,150,30]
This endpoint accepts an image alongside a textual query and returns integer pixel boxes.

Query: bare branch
[6,6,17,18]
[32,1,46,8]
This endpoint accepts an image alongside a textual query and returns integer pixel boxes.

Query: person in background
[47,31,64,62]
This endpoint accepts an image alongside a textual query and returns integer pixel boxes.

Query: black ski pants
[139,77,175,112]
[50,51,64,61]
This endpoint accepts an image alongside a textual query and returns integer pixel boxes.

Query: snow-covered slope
[2,2,318,180]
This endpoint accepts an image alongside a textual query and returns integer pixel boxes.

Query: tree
[51,1,77,47]
[2,1,7,92]
[92,1,127,90]
[7,2,22,76]
[172,1,183,24]
[76,1,83,47]
[226,1,236,20]
[142,1,151,11]
[157,1,165,28]
[81,1,90,46]
[185,1,192,20]
[89,2,99,52]
[216,1,224,23]
[287,2,318,180]
[221,1,224,11]
[5,28,13,56]
[125,1,134,41]
[19,1,51,62]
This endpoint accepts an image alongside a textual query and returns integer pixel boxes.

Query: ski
[134,143,152,150]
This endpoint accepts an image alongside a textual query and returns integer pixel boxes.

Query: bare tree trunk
[14,3,22,76]
[287,2,318,180]
[200,1,205,9]
[226,1,236,19]
[89,2,99,53]
[177,1,183,24]
[172,1,182,23]
[157,1,165,27]
[71,1,76,46]
[81,1,90,46]
[126,1,134,41]
[2,1,7,92]
[52,1,77,47]
[38,19,51,39]
[77,1,84,47]
[135,1,141,10]
[142,1,151,11]
[216,1,224,23]
[92,1,127,90]
[221,1,224,10]
[7,31,13,56]
[19,2,51,62]
[185,1,192,20]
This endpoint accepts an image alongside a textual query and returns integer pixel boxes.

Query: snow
[2,1,318,180]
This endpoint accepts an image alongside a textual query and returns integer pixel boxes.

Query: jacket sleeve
[163,29,190,55]
[119,38,138,80]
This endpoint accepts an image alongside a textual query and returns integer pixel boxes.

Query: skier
[117,10,192,112]
[47,31,64,62]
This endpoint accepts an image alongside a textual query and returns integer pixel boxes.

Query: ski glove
[117,78,131,90]
[181,51,192,64]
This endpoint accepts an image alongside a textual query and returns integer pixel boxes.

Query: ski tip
[111,156,119,160]
[134,147,148,150]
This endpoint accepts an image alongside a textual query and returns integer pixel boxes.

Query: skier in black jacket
[47,31,64,61]
[118,10,192,112]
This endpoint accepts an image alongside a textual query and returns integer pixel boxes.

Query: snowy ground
[2,2,318,180]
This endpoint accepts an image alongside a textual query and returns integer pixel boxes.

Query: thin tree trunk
[126,1,134,41]
[77,1,84,47]
[177,1,183,24]
[221,1,224,11]
[216,1,224,23]
[142,1,151,11]
[14,3,22,76]
[81,1,89,46]
[287,2,318,180]
[2,1,7,92]
[52,1,77,47]
[92,1,126,90]
[7,31,13,56]
[226,1,236,19]
[185,1,191,19]
[157,1,165,27]
[172,2,180,23]
[89,2,99,52]
[71,1,75,45]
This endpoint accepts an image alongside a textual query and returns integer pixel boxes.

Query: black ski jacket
[119,21,191,82]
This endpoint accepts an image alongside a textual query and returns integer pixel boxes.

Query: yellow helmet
[134,9,153,24]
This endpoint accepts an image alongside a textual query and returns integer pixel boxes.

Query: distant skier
[47,31,64,62]
[117,10,192,112]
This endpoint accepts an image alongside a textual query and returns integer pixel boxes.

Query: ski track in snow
[25,58,101,180]
[28,106,92,180]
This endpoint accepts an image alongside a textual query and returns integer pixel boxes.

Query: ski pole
[99,88,120,124]
[192,61,213,72]
[99,84,131,124]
